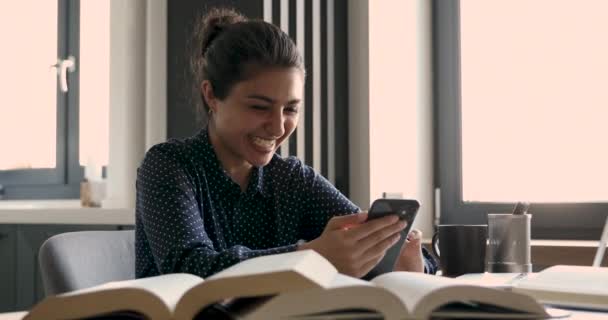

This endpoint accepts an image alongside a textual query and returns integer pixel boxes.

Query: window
[0,0,109,200]
[435,0,608,240]
[79,1,109,174]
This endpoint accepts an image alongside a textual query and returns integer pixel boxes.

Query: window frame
[433,0,608,240]
[0,0,82,200]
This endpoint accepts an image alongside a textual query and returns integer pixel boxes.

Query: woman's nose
[265,110,285,137]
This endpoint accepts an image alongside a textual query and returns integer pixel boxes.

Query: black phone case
[363,199,420,280]
[367,199,420,222]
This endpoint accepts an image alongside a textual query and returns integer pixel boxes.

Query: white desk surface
[0,312,26,320]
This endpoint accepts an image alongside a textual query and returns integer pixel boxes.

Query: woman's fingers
[346,214,401,241]
[357,254,384,277]
[356,219,406,252]
[356,233,401,277]
[312,213,413,277]
[325,212,368,231]
[360,230,401,259]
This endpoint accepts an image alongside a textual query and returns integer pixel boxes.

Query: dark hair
[189,7,305,119]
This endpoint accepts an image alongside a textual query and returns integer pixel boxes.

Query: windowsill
[0,200,134,225]
[422,238,605,268]
[421,238,600,247]
[0,199,82,210]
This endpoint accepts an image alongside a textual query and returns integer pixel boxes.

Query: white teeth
[252,136,275,149]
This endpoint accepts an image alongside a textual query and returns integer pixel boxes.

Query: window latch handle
[50,55,76,93]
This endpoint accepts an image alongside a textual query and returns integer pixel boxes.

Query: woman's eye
[285,106,299,114]
[251,105,269,111]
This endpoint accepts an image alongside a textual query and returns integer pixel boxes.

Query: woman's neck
[207,124,252,191]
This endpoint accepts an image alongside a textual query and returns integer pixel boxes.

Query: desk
[2,309,606,320]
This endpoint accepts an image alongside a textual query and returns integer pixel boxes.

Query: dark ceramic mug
[432,224,488,277]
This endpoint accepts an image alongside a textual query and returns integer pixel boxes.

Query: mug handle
[431,232,440,258]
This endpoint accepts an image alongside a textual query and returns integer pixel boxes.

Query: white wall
[349,0,435,237]
[348,0,371,211]
[104,0,167,209]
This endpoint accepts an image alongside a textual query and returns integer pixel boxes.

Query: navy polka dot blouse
[135,129,437,278]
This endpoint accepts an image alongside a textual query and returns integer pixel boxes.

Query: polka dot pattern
[135,129,437,279]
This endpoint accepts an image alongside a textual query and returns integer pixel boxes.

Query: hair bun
[201,8,247,56]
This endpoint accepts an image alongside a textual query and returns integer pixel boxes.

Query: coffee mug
[432,224,488,277]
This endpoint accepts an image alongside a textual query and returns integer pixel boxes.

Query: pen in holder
[486,205,532,273]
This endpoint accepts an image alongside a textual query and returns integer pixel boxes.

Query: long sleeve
[422,246,438,274]
[135,144,296,278]
[294,158,360,241]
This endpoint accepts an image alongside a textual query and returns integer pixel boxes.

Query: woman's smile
[250,135,276,153]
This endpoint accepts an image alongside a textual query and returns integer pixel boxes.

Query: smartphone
[367,198,420,223]
[363,199,420,280]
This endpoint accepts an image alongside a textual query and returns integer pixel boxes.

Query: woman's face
[205,67,304,168]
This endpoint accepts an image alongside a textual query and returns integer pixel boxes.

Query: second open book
[457,265,608,312]
[25,250,568,320]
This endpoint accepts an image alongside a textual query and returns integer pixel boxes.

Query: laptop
[592,216,608,267]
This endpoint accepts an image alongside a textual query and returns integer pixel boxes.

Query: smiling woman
[135,7,437,281]
[203,68,303,187]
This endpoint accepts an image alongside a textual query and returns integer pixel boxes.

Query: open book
[458,265,608,311]
[25,250,566,320]
[25,250,336,320]
[248,272,569,320]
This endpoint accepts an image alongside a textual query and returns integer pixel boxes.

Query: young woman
[135,8,437,279]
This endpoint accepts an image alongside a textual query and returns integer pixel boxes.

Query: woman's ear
[201,80,217,113]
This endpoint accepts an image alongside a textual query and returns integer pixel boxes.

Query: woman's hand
[393,229,425,273]
[298,212,406,278]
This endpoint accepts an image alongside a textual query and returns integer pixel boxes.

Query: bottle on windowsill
[80,158,106,207]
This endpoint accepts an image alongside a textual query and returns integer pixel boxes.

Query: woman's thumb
[403,229,423,252]
[327,212,367,230]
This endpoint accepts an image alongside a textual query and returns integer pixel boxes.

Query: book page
[61,273,202,296]
[370,272,548,319]
[327,273,373,288]
[174,250,338,320]
[370,272,456,311]
[25,274,203,320]
[456,272,530,289]
[512,266,608,311]
[103,273,204,312]
[517,265,608,294]
[208,250,336,287]
[243,283,405,320]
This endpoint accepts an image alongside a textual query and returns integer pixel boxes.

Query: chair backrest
[38,230,135,296]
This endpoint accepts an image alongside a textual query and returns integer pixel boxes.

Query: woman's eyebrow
[246,94,301,105]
